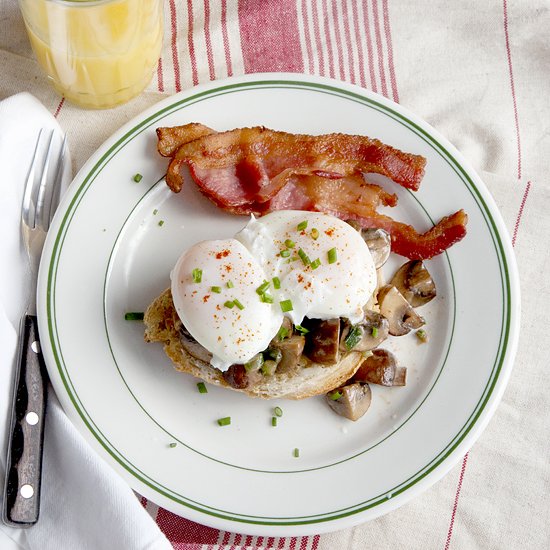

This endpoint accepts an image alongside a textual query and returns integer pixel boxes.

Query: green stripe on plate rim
[45,79,511,525]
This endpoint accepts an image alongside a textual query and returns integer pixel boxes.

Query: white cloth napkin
[0,93,171,550]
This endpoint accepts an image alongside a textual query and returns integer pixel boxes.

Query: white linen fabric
[0,93,171,550]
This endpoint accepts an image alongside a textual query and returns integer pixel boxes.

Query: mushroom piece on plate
[353,349,407,386]
[326,382,372,421]
[340,311,389,352]
[346,223,392,269]
[390,260,436,307]
[377,285,425,336]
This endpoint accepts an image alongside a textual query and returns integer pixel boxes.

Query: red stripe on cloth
[203,0,216,80]
[238,0,304,73]
[278,536,286,548]
[266,536,276,548]
[512,181,531,246]
[244,534,253,546]
[289,536,298,549]
[382,0,399,103]
[221,0,234,77]
[330,0,346,80]
[371,0,389,98]
[341,0,356,84]
[169,0,182,92]
[311,0,326,76]
[300,0,315,74]
[351,1,367,88]
[320,0,336,78]
[53,97,65,119]
[155,508,220,545]
[140,496,147,508]
[221,531,231,545]
[443,453,469,550]
[186,0,199,86]
[156,57,165,92]
[299,536,310,550]
[362,0,377,92]
[503,0,522,180]
[312,534,321,550]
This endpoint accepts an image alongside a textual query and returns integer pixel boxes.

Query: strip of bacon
[157,123,215,157]
[267,175,467,259]
[156,124,467,259]
[160,125,426,196]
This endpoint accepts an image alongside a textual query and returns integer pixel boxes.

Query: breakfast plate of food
[37,74,519,535]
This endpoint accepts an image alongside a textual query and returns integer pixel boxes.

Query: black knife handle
[3,314,48,527]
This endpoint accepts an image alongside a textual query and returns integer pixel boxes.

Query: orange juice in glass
[18,0,164,109]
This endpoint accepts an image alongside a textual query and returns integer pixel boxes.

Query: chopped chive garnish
[416,329,428,342]
[297,248,311,265]
[133,173,143,182]
[274,406,283,417]
[245,354,264,371]
[272,417,278,427]
[197,382,208,393]
[260,293,274,303]
[293,448,300,458]
[169,442,177,448]
[310,258,321,270]
[344,325,363,350]
[290,255,299,262]
[158,220,164,227]
[280,249,291,258]
[224,300,235,309]
[329,390,343,401]
[192,268,202,283]
[153,209,158,215]
[280,299,293,312]
[272,276,281,289]
[327,247,338,264]
[284,239,295,248]
[277,326,289,340]
[233,298,245,310]
[211,286,222,293]
[297,220,308,231]
[256,280,270,295]
[226,281,234,288]
[217,417,231,426]
[372,326,379,338]
[124,312,144,321]
[294,324,309,335]
[311,228,319,240]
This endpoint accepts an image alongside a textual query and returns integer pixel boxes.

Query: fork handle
[3,314,47,527]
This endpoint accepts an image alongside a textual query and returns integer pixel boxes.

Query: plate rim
[38,73,520,534]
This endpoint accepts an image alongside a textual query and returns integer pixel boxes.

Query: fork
[2,129,67,527]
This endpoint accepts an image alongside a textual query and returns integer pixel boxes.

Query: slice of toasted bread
[144,289,363,399]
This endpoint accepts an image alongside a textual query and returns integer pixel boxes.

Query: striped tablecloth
[1,1,549,549]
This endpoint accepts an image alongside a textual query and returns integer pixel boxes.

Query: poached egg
[171,211,377,371]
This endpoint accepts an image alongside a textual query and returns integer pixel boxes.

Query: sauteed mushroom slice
[346,222,391,268]
[270,334,305,374]
[326,382,372,421]
[378,285,425,336]
[390,260,436,307]
[353,349,407,386]
[179,325,213,363]
[340,311,389,352]
[360,228,392,268]
[303,318,340,364]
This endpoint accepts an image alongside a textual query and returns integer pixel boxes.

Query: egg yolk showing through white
[171,211,377,371]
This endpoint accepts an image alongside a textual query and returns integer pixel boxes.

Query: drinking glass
[18,0,164,109]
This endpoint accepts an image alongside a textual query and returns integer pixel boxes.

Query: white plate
[37,74,520,536]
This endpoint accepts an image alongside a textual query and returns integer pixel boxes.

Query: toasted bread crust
[144,289,363,399]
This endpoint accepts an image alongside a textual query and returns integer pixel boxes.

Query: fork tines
[22,128,67,231]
